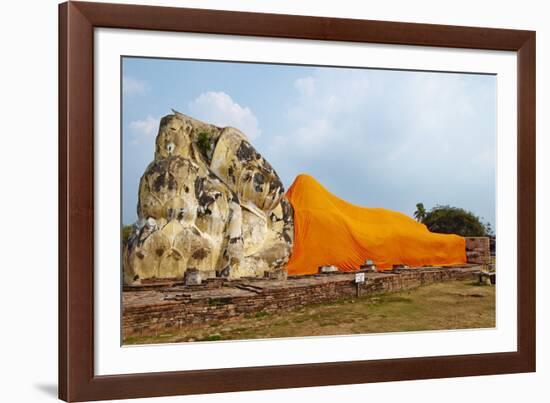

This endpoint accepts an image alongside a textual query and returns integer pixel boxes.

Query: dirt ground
[124,280,495,345]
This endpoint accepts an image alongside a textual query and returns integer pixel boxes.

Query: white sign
[355,272,365,283]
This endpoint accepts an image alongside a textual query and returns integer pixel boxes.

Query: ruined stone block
[184,268,202,286]
[466,237,491,265]
[318,265,340,274]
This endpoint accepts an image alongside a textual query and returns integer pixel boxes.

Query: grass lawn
[124,280,495,345]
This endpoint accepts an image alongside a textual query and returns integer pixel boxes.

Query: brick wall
[123,267,480,338]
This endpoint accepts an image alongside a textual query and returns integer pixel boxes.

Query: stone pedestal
[184,268,202,286]
[318,265,340,274]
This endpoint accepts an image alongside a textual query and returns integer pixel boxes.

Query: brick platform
[123,265,481,338]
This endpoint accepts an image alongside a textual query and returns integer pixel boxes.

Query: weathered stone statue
[123,111,294,285]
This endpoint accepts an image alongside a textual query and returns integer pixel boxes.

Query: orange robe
[285,174,466,275]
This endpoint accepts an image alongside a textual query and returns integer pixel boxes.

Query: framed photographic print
[59,1,536,401]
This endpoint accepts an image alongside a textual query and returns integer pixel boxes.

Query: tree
[413,202,427,222]
[484,222,495,238]
[421,205,488,237]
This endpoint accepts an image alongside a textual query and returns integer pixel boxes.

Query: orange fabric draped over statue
[285,174,466,275]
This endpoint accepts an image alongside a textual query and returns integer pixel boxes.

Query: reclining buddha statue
[123,111,466,285]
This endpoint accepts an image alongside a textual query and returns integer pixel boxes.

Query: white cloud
[188,91,261,139]
[287,69,370,123]
[129,115,159,144]
[294,119,332,149]
[280,68,488,161]
[123,76,149,95]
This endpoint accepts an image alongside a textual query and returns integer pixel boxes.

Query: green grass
[123,280,495,345]
[197,334,222,342]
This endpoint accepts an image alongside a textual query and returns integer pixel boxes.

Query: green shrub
[122,224,134,243]
[196,131,212,156]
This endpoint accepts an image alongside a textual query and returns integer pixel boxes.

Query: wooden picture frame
[59,1,536,401]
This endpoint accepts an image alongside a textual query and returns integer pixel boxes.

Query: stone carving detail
[123,111,294,284]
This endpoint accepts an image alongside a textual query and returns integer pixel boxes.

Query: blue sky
[122,57,496,228]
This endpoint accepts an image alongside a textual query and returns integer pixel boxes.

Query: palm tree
[414,202,427,222]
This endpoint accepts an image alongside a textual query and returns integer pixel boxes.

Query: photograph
[121,57,497,345]
[1,0,542,402]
